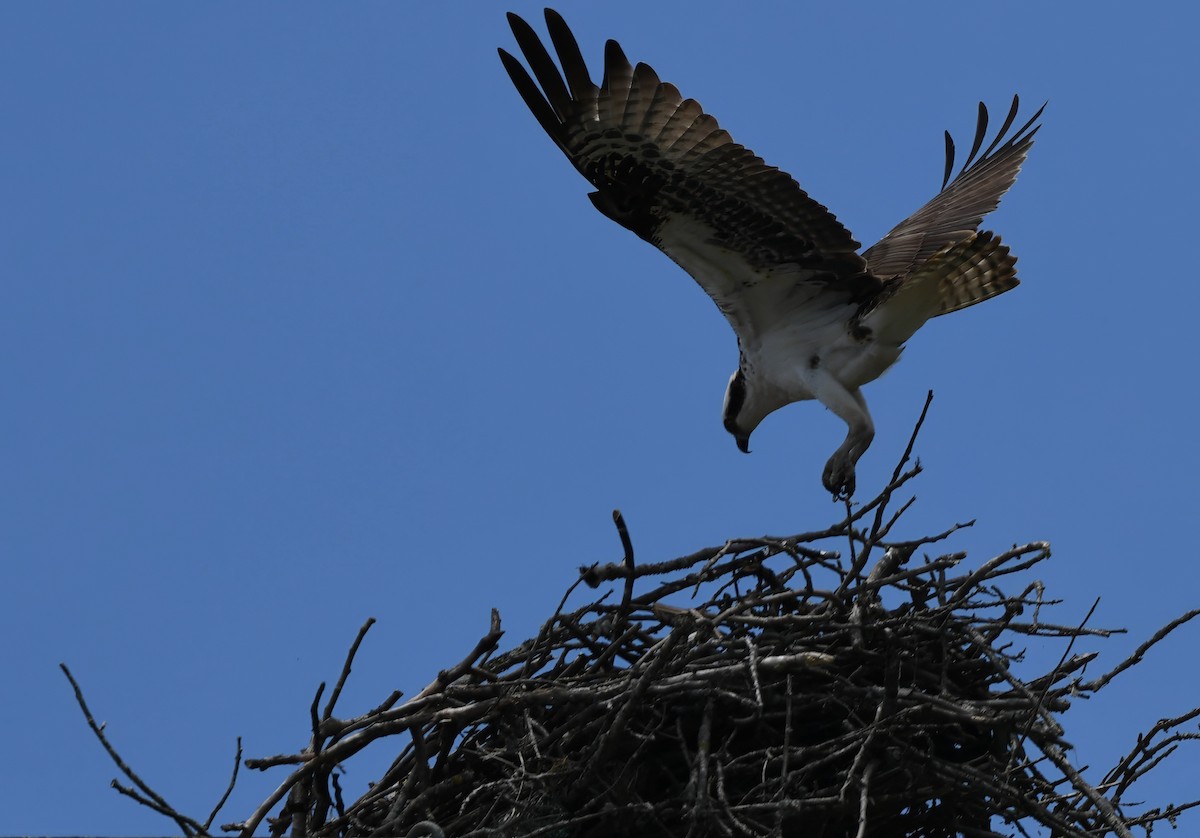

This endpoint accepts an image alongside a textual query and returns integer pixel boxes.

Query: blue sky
[4,3,1199,834]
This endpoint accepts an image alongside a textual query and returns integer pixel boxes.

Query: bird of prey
[499,9,1042,499]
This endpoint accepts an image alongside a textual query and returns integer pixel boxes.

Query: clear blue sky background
[4,3,1199,834]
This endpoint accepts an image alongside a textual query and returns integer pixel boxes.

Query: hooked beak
[735,434,751,454]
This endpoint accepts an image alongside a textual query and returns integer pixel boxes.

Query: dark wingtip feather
[605,38,628,62]
[506,8,572,120]
[505,11,531,41]
[942,130,955,191]
[1017,100,1048,142]
[543,7,594,98]
[601,38,632,92]
[498,47,564,143]
[960,101,989,174]
[980,95,1021,160]
[941,95,1047,192]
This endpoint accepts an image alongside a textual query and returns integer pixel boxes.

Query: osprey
[499,9,1042,499]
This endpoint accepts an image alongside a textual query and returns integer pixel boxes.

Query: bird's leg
[807,371,875,500]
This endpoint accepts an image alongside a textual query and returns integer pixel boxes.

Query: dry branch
[64,396,1199,837]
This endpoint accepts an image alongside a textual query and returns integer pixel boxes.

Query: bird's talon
[822,457,856,500]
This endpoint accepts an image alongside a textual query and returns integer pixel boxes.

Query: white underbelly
[745,324,903,399]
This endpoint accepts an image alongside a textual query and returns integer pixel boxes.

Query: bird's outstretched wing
[499,9,880,339]
[863,96,1043,315]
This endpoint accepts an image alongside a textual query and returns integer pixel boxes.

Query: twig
[614,509,636,619]
[60,663,205,835]
[1006,597,1100,780]
[324,617,377,722]
[1079,608,1200,692]
[205,736,243,831]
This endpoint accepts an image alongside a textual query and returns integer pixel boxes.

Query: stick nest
[65,398,1200,837]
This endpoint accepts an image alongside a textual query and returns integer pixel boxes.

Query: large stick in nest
[64,393,1200,837]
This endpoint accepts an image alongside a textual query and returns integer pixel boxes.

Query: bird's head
[722,367,768,454]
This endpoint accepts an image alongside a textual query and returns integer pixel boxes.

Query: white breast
[744,318,904,404]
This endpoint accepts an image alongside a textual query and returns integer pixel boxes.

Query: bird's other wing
[929,229,1017,316]
[862,97,1043,283]
[862,231,1017,345]
[499,9,880,340]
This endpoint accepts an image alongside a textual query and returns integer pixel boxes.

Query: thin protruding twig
[1079,608,1200,692]
[205,736,243,831]
[872,389,934,525]
[614,509,636,617]
[61,663,205,835]
[324,617,377,722]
